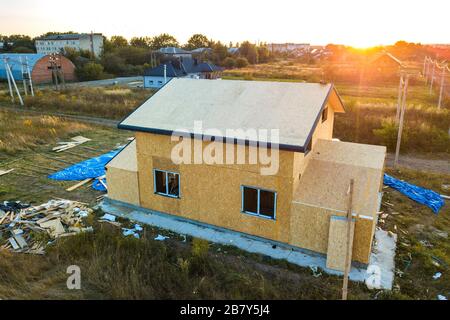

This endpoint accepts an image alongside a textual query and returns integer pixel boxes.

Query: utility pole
[437,65,446,109]
[422,56,427,78]
[430,61,436,94]
[395,74,404,123]
[342,179,355,301]
[394,75,409,169]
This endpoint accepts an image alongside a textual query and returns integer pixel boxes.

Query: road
[1,105,449,174]
[36,76,144,89]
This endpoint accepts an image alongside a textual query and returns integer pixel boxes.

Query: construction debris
[52,136,91,153]
[154,234,168,241]
[433,272,442,280]
[0,168,14,176]
[0,199,93,254]
[123,224,143,239]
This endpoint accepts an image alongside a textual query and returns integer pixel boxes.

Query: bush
[373,119,402,151]
[75,62,105,81]
[236,57,249,68]
[223,57,236,69]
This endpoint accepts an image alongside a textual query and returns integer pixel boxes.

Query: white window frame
[241,185,277,220]
[153,169,180,198]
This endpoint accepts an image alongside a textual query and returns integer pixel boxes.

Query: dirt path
[0,105,118,127]
[386,153,450,175]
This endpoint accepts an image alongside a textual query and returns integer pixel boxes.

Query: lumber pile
[0,199,93,254]
[52,136,91,153]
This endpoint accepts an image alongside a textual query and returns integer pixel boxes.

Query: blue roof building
[0,53,46,81]
[143,57,223,89]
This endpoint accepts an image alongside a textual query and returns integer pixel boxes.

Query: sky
[0,0,449,47]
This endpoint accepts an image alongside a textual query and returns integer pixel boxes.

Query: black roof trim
[116,124,304,153]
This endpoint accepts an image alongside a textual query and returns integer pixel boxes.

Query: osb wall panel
[326,216,355,271]
[135,132,296,178]
[290,202,374,264]
[106,167,140,206]
[311,102,334,147]
[135,132,295,243]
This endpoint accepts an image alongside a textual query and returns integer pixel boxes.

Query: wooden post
[342,179,355,300]
[394,75,409,169]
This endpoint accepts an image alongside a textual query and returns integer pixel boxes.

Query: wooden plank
[342,179,355,300]
[326,216,355,271]
[66,178,93,192]
[0,168,14,176]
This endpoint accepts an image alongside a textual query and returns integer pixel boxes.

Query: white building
[35,33,103,58]
[267,43,310,53]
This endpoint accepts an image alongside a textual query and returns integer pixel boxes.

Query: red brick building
[0,53,76,84]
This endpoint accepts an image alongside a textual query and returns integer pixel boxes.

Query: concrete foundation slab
[100,197,396,290]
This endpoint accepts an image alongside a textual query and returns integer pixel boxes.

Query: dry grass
[334,100,450,153]
[0,86,152,120]
[0,110,90,154]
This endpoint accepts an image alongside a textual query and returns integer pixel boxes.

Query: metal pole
[438,66,445,109]
[25,56,34,96]
[163,64,167,84]
[4,58,14,102]
[5,61,24,105]
[20,57,28,96]
[394,75,409,169]
[395,74,404,123]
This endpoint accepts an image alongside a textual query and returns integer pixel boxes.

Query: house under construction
[105,79,386,271]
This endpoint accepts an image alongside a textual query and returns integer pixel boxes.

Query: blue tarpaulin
[48,149,121,192]
[384,173,445,214]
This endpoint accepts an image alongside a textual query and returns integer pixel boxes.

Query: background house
[158,46,192,58]
[106,79,386,269]
[35,33,103,58]
[143,57,223,88]
[0,53,76,84]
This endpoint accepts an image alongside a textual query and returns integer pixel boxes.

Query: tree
[239,41,258,64]
[76,62,105,80]
[110,35,128,48]
[185,34,209,50]
[236,57,249,68]
[223,57,236,69]
[4,34,35,52]
[130,36,151,48]
[210,41,229,65]
[257,46,271,63]
[150,33,179,49]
